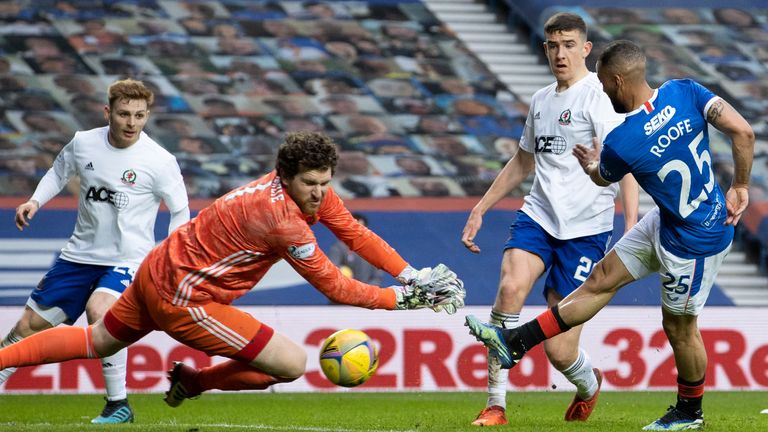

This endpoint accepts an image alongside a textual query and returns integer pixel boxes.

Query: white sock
[0,329,23,384]
[561,348,598,400]
[486,310,519,408]
[101,349,128,401]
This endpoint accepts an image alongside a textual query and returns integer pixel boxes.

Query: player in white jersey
[8,79,190,424]
[466,40,754,431]
[461,13,638,426]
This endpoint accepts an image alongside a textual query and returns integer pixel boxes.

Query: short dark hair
[598,39,645,72]
[543,12,587,38]
[276,131,338,179]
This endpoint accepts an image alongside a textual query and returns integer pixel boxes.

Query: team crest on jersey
[289,243,316,260]
[558,109,572,125]
[121,169,137,186]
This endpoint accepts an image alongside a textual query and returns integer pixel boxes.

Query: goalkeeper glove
[393,284,429,310]
[397,265,430,286]
[394,264,466,314]
[429,277,465,315]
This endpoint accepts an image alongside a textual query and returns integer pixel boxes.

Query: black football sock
[676,376,704,417]
[501,306,571,355]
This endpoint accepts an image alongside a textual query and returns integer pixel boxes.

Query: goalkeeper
[0,132,465,407]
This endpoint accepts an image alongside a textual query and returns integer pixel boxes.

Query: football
[319,329,379,387]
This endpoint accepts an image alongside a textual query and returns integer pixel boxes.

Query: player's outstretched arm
[706,98,755,225]
[16,142,76,231]
[15,200,40,231]
[461,149,534,253]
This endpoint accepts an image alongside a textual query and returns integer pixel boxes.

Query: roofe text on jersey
[647,105,694,158]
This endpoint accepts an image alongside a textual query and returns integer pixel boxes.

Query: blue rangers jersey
[599,79,733,258]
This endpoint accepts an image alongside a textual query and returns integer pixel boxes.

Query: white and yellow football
[319,329,379,387]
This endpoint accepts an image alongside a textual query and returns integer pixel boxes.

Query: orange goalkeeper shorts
[104,264,274,363]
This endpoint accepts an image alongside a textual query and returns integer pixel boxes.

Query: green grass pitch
[0,391,766,431]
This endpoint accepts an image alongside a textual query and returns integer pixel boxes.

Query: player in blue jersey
[465,39,754,431]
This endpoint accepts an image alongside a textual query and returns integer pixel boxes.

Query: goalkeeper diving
[0,132,465,410]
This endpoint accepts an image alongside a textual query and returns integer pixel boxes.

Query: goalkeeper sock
[561,348,597,400]
[676,376,704,416]
[101,348,128,401]
[486,310,519,408]
[0,329,23,384]
[197,360,286,393]
[504,306,571,352]
[0,326,96,369]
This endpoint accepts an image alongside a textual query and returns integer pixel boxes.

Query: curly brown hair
[107,78,154,109]
[276,131,338,179]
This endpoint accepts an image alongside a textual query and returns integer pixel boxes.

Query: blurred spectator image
[410,115,462,134]
[1,0,762,206]
[66,18,126,55]
[179,17,211,36]
[450,98,497,116]
[367,78,419,98]
[409,177,451,196]
[288,116,329,133]
[660,8,706,24]
[262,96,319,116]
[53,74,100,95]
[303,76,364,96]
[492,137,520,160]
[199,96,239,118]
[319,95,361,115]
[342,115,403,141]
[395,155,432,176]
[324,41,358,60]
[713,8,758,27]
[176,135,217,155]
[337,150,373,176]
[13,111,79,136]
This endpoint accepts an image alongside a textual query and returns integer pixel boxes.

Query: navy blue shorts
[31,258,135,324]
[504,211,612,299]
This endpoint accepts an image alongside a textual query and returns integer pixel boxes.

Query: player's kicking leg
[465,315,520,368]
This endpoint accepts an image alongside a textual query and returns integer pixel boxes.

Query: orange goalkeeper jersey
[146,171,407,309]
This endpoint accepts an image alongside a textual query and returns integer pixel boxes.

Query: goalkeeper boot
[164,361,202,408]
[91,398,134,424]
[642,406,704,430]
[471,405,508,426]
[564,368,603,421]
[465,315,523,368]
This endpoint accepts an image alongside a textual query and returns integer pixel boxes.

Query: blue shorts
[504,211,612,299]
[31,258,135,324]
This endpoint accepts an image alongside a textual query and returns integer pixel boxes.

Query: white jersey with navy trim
[33,126,188,267]
[519,72,625,240]
[599,79,732,258]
